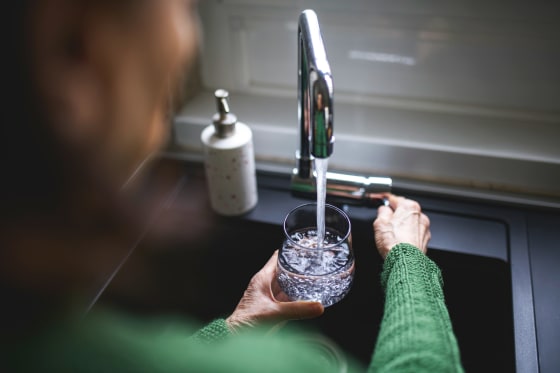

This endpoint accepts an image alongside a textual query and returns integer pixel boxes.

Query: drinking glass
[276,203,354,307]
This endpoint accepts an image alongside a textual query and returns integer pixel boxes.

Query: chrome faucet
[296,9,334,178]
[292,9,392,204]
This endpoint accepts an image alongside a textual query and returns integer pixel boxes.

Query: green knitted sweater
[370,243,464,372]
[6,244,464,372]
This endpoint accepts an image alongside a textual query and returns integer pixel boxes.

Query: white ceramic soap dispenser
[201,89,258,216]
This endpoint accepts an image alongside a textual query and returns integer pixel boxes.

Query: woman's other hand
[373,194,431,259]
[226,250,324,332]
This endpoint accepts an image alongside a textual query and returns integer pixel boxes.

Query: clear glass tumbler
[276,203,354,307]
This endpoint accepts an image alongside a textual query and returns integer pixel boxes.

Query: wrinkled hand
[226,250,324,332]
[373,194,431,259]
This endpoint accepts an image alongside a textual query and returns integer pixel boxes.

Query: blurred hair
[2,1,61,222]
[1,0,144,230]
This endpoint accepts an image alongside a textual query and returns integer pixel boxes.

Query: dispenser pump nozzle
[213,89,237,138]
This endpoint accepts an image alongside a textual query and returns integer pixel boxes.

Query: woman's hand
[373,194,431,259]
[226,250,324,332]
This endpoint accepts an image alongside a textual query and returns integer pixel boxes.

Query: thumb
[277,301,324,320]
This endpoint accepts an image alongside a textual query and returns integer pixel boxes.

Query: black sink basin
[96,160,516,372]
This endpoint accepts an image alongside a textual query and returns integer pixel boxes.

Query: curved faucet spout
[297,9,334,178]
[292,9,392,204]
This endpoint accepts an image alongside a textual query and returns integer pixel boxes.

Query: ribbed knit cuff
[189,319,232,344]
[381,243,443,292]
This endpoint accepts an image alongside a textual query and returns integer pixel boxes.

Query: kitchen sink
[95,159,519,372]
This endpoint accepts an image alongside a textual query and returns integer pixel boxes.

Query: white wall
[172,0,560,205]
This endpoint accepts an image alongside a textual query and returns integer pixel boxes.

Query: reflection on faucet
[292,9,392,205]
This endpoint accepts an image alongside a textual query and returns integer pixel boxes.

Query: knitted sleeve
[188,318,232,344]
[369,244,464,373]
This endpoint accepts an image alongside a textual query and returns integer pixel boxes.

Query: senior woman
[2,0,463,371]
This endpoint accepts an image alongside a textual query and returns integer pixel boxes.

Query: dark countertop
[92,157,560,373]
[526,211,560,373]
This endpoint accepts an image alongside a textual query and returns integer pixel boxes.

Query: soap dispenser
[201,89,258,216]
